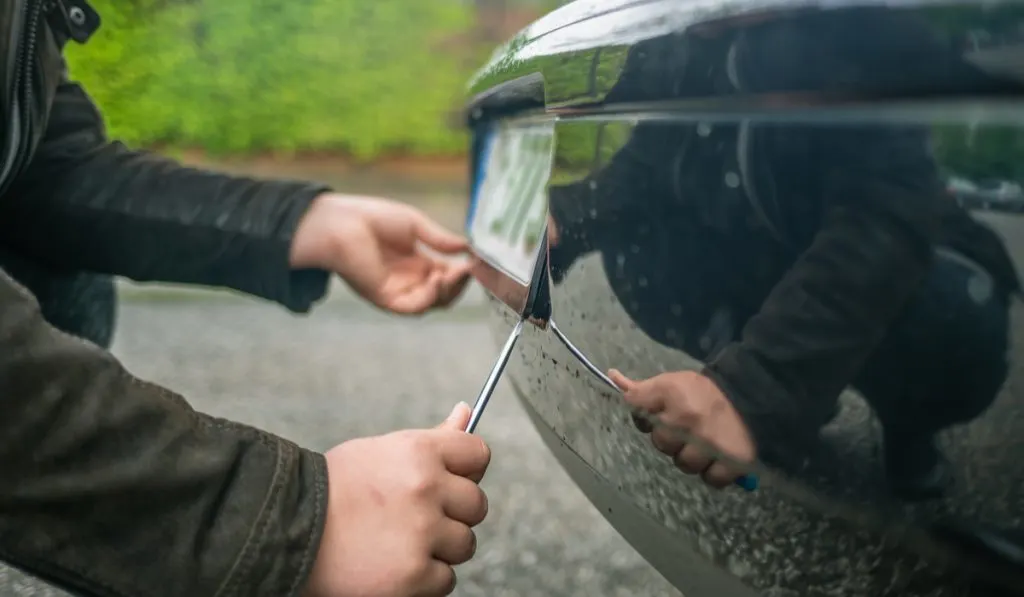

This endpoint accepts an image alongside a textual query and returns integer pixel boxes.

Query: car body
[977,179,1023,200]
[462,1,1024,596]
[947,175,1024,211]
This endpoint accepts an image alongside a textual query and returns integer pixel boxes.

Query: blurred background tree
[63,0,1024,187]
[65,0,554,160]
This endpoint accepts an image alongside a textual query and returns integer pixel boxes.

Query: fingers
[651,425,685,457]
[610,369,668,415]
[436,430,491,481]
[413,211,470,255]
[674,443,713,475]
[702,461,742,489]
[438,402,472,431]
[607,369,635,392]
[441,475,489,526]
[415,561,457,597]
[652,424,738,489]
[384,257,471,314]
[435,259,473,308]
[387,269,444,314]
[431,520,477,566]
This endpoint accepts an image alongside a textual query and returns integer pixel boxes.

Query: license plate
[467,121,555,286]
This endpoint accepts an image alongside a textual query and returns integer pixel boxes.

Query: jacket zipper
[0,0,44,195]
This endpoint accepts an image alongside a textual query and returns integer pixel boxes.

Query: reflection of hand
[608,369,756,489]
[290,194,472,315]
[305,404,491,597]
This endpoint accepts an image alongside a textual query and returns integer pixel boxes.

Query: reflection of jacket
[547,9,1020,464]
[1,3,329,595]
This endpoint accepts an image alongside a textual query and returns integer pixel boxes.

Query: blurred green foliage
[934,125,1024,183]
[65,0,483,159]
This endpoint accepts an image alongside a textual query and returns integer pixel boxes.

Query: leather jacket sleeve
[0,77,330,313]
[0,268,327,597]
[702,127,944,464]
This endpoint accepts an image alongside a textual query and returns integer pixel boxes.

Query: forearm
[0,269,327,597]
[1,82,330,312]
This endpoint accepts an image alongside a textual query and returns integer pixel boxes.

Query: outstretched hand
[291,194,473,315]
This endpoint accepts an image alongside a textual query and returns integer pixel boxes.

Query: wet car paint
[465,1,1024,595]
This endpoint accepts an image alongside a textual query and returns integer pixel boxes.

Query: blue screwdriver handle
[734,474,759,492]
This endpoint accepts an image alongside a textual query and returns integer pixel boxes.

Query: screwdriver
[466,318,525,434]
[466,318,758,492]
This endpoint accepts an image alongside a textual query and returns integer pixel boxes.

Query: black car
[463,1,1024,595]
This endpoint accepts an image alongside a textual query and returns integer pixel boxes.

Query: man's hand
[304,403,491,597]
[290,194,473,315]
[608,369,756,489]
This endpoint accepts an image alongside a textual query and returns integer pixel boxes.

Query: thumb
[438,402,472,431]
[608,369,636,392]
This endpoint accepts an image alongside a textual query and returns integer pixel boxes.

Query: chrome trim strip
[549,319,621,391]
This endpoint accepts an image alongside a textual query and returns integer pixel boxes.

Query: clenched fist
[609,369,756,489]
[304,404,491,597]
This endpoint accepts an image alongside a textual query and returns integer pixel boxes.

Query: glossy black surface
[467,1,1024,595]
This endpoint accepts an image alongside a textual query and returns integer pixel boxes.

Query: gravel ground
[0,282,682,597]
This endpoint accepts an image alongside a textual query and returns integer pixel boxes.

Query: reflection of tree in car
[547,7,1022,500]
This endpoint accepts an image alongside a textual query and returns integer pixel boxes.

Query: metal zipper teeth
[0,0,43,196]
[0,2,27,194]
[18,0,44,141]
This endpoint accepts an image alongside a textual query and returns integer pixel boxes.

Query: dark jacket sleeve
[0,77,330,313]
[0,267,327,597]
[702,127,944,464]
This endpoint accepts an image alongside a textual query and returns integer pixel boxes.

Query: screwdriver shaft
[466,318,525,433]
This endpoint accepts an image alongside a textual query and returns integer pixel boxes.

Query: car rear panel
[466,1,1024,595]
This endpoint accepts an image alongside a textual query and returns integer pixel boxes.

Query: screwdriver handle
[734,474,759,492]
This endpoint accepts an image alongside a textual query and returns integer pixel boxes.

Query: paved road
[0,283,681,597]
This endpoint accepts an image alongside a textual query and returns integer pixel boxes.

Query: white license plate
[467,121,555,286]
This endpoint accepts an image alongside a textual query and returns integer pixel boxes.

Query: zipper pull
[47,0,101,44]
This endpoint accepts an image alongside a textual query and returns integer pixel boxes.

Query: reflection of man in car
[547,7,1021,499]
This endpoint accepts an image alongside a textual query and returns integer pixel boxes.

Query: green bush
[65,0,479,159]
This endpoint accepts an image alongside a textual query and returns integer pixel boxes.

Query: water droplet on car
[630,245,640,254]
[616,253,626,267]
[724,172,741,188]
[671,303,683,316]
[589,180,598,190]
[638,276,648,288]
[589,208,597,218]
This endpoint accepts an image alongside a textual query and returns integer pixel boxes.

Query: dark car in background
[463,0,1024,595]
